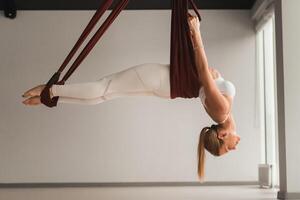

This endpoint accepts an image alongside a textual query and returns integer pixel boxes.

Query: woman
[22,15,240,180]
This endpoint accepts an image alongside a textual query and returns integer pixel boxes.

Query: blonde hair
[197,125,224,181]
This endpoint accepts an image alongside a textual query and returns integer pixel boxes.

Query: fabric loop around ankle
[40,72,61,107]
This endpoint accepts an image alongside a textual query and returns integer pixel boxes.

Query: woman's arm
[209,67,221,79]
[188,15,230,119]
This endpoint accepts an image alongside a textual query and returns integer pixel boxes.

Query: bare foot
[22,96,42,106]
[22,84,46,98]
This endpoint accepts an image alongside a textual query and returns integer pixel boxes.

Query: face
[218,131,240,156]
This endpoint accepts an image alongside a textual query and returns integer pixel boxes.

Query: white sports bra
[199,76,236,123]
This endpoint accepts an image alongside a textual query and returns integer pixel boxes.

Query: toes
[22,85,45,98]
[22,92,32,98]
[22,96,41,106]
[22,88,37,98]
[22,90,31,98]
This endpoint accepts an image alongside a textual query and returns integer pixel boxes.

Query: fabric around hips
[170,0,202,99]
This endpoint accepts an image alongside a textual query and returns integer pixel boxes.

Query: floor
[0,185,278,200]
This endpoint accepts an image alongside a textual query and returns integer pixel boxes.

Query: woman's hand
[188,13,202,50]
[188,13,200,35]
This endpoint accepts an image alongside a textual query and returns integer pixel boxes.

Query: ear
[217,131,228,140]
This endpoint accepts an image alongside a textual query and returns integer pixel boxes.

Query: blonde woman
[22,14,240,181]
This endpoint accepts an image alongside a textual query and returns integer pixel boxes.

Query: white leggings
[51,63,171,105]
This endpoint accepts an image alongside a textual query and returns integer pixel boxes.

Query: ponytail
[197,125,222,182]
[198,127,209,181]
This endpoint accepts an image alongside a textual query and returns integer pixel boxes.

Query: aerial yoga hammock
[39,0,202,108]
[23,0,240,181]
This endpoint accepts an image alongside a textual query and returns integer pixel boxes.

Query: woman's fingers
[188,13,198,20]
[188,14,200,33]
[187,14,199,25]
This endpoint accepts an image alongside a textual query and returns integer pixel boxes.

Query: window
[256,14,278,187]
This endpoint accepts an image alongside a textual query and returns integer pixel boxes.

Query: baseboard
[0,181,258,188]
[278,191,300,199]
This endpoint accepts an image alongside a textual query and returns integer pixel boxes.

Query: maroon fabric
[170,0,202,99]
[41,0,129,107]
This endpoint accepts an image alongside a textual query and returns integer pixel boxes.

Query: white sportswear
[51,63,236,109]
[51,63,171,105]
[199,76,236,108]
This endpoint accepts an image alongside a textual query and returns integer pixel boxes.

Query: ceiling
[1,0,256,10]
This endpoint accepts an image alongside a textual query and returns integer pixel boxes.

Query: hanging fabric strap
[170,0,202,99]
[41,0,130,107]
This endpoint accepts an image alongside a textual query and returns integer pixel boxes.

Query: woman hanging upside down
[22,14,240,181]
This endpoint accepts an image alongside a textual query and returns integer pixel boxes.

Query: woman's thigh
[133,63,171,98]
[104,63,171,99]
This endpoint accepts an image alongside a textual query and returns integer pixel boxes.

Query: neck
[219,114,235,131]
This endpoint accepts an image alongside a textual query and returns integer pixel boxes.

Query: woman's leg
[51,63,171,105]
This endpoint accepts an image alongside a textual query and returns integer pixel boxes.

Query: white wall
[278,0,300,193]
[0,10,257,183]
